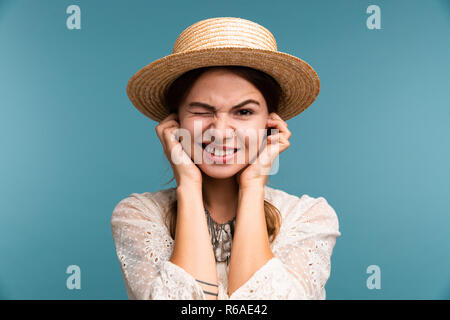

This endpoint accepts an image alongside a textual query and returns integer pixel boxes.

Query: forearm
[169,183,218,300]
[227,185,275,296]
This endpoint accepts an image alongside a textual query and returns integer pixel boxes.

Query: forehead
[185,69,264,103]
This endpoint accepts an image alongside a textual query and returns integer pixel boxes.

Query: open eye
[237,109,254,116]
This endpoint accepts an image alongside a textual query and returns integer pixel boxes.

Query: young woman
[111,17,341,300]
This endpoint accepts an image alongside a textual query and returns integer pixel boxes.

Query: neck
[201,173,239,224]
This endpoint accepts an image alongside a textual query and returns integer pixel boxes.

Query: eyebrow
[187,99,260,111]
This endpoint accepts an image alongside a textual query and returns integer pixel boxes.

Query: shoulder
[111,187,177,222]
[263,185,316,220]
[264,185,340,234]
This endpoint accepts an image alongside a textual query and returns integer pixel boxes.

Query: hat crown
[173,17,278,54]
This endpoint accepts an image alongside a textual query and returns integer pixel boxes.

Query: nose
[205,114,236,143]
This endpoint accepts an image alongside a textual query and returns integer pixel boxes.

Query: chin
[198,163,247,179]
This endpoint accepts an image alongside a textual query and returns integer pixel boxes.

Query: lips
[201,142,239,151]
[200,142,240,161]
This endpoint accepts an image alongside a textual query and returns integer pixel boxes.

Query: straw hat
[126,17,320,122]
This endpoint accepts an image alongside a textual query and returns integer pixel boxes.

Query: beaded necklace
[204,207,236,266]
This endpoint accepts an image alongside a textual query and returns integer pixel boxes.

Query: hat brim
[127,47,320,122]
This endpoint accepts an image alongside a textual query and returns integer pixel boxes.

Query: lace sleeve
[110,193,205,300]
[229,196,341,300]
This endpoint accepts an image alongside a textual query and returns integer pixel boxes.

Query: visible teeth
[205,144,215,153]
[204,144,235,156]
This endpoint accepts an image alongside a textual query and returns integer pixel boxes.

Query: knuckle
[163,127,173,136]
[162,129,171,139]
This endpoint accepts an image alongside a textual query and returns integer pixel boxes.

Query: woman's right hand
[155,113,202,187]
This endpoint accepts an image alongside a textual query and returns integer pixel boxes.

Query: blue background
[1,0,449,299]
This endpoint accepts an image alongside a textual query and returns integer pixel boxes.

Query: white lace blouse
[110,185,341,300]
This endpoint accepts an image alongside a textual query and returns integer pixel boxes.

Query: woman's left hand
[236,112,291,189]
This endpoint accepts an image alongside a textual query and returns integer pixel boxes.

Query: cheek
[175,122,196,155]
[181,119,207,141]
[239,129,267,155]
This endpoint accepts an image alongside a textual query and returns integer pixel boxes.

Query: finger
[258,138,279,169]
[162,127,185,165]
[157,125,176,153]
[268,113,288,127]
[260,133,279,155]
[156,119,179,136]
[156,120,179,145]
[258,125,290,167]
[269,132,290,146]
[156,119,180,151]
[267,114,287,126]
[267,133,290,154]
[267,133,280,144]
[156,112,179,137]
[267,118,290,138]
[170,140,192,166]
[163,126,180,150]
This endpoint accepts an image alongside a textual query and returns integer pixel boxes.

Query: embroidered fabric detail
[111,185,341,300]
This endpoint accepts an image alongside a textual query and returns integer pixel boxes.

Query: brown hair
[162,65,283,243]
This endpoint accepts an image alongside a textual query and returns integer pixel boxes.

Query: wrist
[177,181,202,193]
[239,182,265,193]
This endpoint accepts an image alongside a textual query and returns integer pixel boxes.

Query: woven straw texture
[127,17,320,122]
